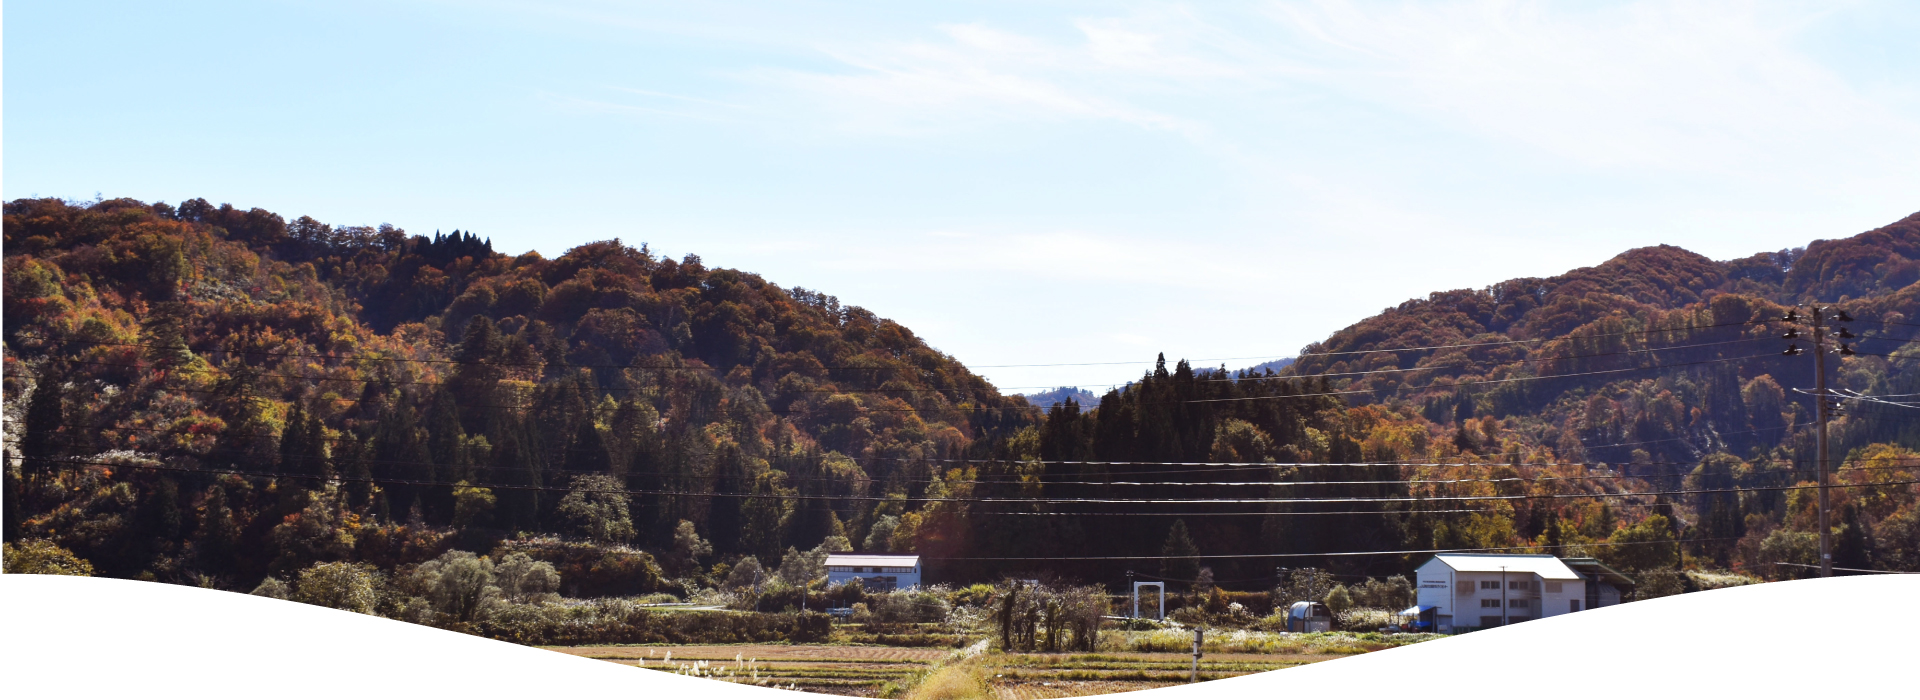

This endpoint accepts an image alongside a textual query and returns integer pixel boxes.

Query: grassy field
[546,638,1404,697]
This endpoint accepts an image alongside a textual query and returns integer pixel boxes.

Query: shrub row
[472,601,830,646]
[840,633,971,648]
[490,538,668,598]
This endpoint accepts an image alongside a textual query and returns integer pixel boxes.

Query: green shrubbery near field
[1100,629,1444,655]
[480,603,830,646]
[251,546,828,645]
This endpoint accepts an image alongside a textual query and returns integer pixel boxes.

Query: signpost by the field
[1133,581,1166,620]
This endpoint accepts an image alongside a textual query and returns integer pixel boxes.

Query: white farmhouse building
[824,553,921,592]
[1412,554,1633,632]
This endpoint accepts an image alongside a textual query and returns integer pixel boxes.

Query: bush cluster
[477,602,831,646]
[490,537,667,597]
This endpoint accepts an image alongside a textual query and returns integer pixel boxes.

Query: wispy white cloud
[1264,0,1920,175]
[522,0,1920,386]
[538,91,725,122]
[794,227,1278,292]
[749,0,1919,179]
[746,22,1204,136]
[606,86,748,110]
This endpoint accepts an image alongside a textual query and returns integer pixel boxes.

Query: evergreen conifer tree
[708,442,747,554]
[278,403,311,477]
[493,425,543,533]
[1161,519,1201,584]
[1835,504,1872,573]
[563,419,612,475]
[21,371,64,481]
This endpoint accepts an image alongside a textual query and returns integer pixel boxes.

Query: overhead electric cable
[19,456,1918,506]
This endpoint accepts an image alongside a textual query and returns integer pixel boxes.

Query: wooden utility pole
[1812,307,1833,578]
[1789,306,1852,578]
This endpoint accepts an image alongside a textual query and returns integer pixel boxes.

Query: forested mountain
[4,197,1917,601]
[1223,358,1294,377]
[2,196,1028,590]
[1019,387,1102,409]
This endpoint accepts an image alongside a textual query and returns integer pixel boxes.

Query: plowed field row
[544,644,949,662]
[552,644,1343,697]
[993,680,1178,699]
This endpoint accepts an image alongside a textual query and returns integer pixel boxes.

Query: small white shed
[824,553,921,592]
[1413,554,1599,632]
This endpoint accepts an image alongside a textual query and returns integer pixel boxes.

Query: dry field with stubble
[547,644,1344,697]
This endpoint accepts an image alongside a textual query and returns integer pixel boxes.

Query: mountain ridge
[5,197,1916,592]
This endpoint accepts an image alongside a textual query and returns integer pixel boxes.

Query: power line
[1193,353,1784,403]
[18,439,1915,495]
[27,357,1065,395]
[12,334,985,374]
[920,537,1750,561]
[979,508,1487,517]
[33,432,1911,487]
[16,339,1822,418]
[22,350,1769,415]
[55,333,1775,399]
[1772,562,1918,574]
[18,421,1910,484]
[7,319,1776,373]
[20,456,1918,506]
[1204,336,1771,383]
[1281,320,1775,361]
[22,425,1901,483]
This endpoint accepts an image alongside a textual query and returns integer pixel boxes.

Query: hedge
[473,600,830,646]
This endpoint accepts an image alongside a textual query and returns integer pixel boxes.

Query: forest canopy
[4,197,1918,600]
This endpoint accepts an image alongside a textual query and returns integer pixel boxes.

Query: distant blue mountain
[1022,358,1292,409]
[1233,357,1294,377]
[1191,357,1294,378]
[1019,386,1102,409]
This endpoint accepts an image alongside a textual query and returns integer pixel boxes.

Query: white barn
[1413,554,1632,632]
[824,553,921,592]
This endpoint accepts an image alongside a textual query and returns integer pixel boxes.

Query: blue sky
[8,1,1920,392]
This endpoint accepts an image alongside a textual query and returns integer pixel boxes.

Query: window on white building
[1481,599,1501,608]
[1510,599,1529,609]
[1509,580,1528,590]
[1545,581,1563,594]
[1457,581,1474,595]
[1480,581,1500,590]
[1570,600,1581,613]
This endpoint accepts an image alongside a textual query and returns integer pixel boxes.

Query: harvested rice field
[547,644,1351,697]
[546,644,947,695]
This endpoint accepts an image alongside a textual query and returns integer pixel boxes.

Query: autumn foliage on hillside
[4,197,1918,612]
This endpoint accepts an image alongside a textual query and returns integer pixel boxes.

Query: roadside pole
[1190,628,1204,683]
[1813,307,1833,578]
[1787,306,1853,578]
